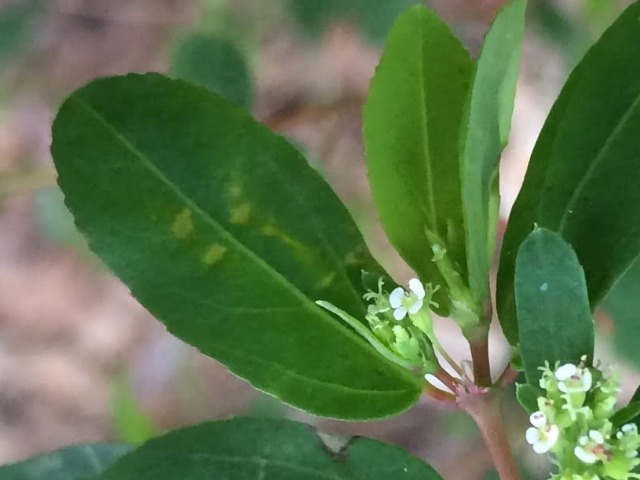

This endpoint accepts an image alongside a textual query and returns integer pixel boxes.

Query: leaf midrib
[556,86,640,233]
[118,452,352,480]
[69,96,418,394]
[416,19,439,234]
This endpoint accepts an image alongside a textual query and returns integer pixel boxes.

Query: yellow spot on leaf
[229,183,243,199]
[230,203,251,225]
[172,209,194,239]
[261,222,315,263]
[344,251,361,265]
[316,272,336,290]
[203,244,227,265]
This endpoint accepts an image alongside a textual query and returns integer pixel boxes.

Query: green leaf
[611,401,640,429]
[51,73,421,420]
[0,444,130,480]
[514,228,594,385]
[363,6,474,314]
[604,257,640,366]
[497,1,640,344]
[460,0,526,305]
[98,417,443,480]
[170,33,253,108]
[516,383,542,414]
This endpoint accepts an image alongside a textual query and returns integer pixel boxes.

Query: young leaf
[51,73,421,420]
[515,228,594,385]
[98,417,444,480]
[460,0,526,305]
[363,6,474,314]
[170,33,253,108]
[498,1,640,344]
[0,444,130,480]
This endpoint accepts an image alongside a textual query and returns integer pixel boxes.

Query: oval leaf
[0,444,130,480]
[515,228,594,385]
[51,74,422,420]
[170,33,253,108]
[98,417,444,480]
[498,1,640,344]
[363,6,474,314]
[460,0,525,304]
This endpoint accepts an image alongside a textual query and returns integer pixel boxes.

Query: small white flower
[574,430,608,464]
[530,411,548,428]
[389,278,425,321]
[526,425,560,454]
[555,362,592,393]
[526,411,560,454]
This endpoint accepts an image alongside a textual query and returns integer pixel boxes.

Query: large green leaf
[363,6,474,314]
[98,417,443,480]
[515,229,594,384]
[604,257,640,366]
[460,0,525,305]
[170,33,253,109]
[51,73,421,420]
[497,1,640,344]
[0,444,130,480]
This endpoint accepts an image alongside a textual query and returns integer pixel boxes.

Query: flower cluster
[362,277,439,374]
[317,277,441,376]
[525,357,640,479]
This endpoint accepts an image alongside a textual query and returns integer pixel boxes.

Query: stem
[496,363,519,388]
[434,369,459,392]
[469,299,493,387]
[462,392,520,480]
[469,326,492,387]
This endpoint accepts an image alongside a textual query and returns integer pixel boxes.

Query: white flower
[574,430,607,464]
[389,278,425,321]
[555,362,592,393]
[526,411,560,454]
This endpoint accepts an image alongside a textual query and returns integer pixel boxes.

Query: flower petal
[393,306,407,321]
[530,412,547,428]
[408,278,425,299]
[574,446,598,464]
[526,427,540,445]
[555,363,577,381]
[408,298,424,314]
[389,288,405,308]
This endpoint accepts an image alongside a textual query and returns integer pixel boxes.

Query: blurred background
[0,0,637,478]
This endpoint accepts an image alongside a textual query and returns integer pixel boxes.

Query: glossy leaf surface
[364,6,473,313]
[51,74,421,420]
[515,229,594,384]
[99,417,444,480]
[498,1,640,344]
[460,0,525,304]
[0,444,129,480]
